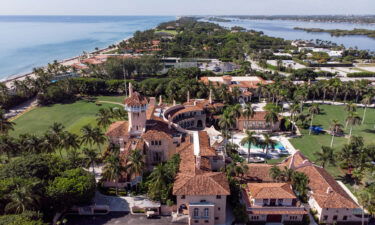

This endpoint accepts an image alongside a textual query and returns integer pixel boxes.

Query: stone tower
[124,83,148,136]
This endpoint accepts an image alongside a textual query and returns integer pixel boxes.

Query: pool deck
[230,132,297,158]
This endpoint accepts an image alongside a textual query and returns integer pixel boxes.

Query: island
[294,27,375,39]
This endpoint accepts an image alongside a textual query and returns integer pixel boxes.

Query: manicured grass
[96,95,126,104]
[155,29,178,35]
[289,104,375,177]
[10,97,124,137]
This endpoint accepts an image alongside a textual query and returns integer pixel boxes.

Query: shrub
[347,72,375,77]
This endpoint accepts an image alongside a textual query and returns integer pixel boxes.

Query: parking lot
[65,212,186,225]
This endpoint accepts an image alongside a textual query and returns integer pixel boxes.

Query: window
[193,208,199,218]
[290,216,297,220]
[158,140,161,145]
[216,195,221,199]
[263,199,268,205]
[204,220,209,223]
[215,217,219,220]
[324,215,328,221]
[151,141,154,145]
[200,199,206,203]
[181,195,185,199]
[343,216,347,221]
[194,220,198,223]
[251,216,259,220]
[203,208,209,218]
[333,215,338,221]
[278,199,283,205]
[218,207,221,211]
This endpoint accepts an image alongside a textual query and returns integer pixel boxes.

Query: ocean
[0,16,174,80]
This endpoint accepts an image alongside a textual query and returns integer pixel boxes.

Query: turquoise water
[204,18,375,51]
[0,16,174,80]
[243,142,285,151]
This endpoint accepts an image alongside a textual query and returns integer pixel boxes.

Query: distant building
[242,183,307,223]
[243,151,369,225]
[236,111,281,132]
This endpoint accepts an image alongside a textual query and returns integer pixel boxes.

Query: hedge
[347,72,375,77]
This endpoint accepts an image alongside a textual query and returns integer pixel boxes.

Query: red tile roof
[247,183,296,199]
[237,111,268,121]
[198,131,217,157]
[105,121,129,137]
[124,92,148,107]
[173,172,230,196]
[249,209,307,215]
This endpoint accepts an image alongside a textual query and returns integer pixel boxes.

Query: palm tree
[96,108,112,129]
[265,109,279,130]
[361,94,373,125]
[240,130,258,163]
[242,103,255,130]
[0,135,18,161]
[315,146,335,168]
[40,133,58,154]
[329,120,342,147]
[83,148,100,174]
[81,125,95,147]
[269,165,282,182]
[103,154,124,195]
[5,184,40,214]
[289,103,300,131]
[92,127,106,153]
[219,110,236,144]
[346,112,361,140]
[24,135,42,154]
[308,103,320,135]
[0,109,15,135]
[356,189,375,224]
[147,164,171,201]
[61,132,80,153]
[126,149,145,185]
[291,172,309,201]
[263,134,276,157]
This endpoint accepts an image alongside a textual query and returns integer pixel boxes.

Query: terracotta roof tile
[237,111,268,121]
[105,121,128,137]
[173,172,230,196]
[124,92,148,107]
[198,131,217,157]
[247,183,296,199]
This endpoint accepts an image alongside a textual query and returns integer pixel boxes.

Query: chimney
[209,89,213,104]
[194,101,197,106]
[326,187,333,194]
[187,91,190,103]
[173,99,176,106]
[129,83,133,97]
[159,95,163,105]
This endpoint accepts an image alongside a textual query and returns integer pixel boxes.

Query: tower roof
[124,92,148,107]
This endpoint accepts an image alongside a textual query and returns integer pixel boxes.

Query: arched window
[204,208,209,218]
[193,208,199,217]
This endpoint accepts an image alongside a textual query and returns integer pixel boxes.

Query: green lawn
[155,29,178,35]
[96,95,126,104]
[289,104,375,177]
[10,96,125,137]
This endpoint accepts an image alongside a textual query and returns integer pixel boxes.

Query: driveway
[65,213,185,225]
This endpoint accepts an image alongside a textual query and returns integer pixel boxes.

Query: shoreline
[0,35,132,87]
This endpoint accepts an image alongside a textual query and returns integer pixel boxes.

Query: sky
[0,0,374,15]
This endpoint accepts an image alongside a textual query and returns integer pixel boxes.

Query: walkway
[304,100,375,108]
[97,101,125,107]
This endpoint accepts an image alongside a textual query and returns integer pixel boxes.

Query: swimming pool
[242,142,286,151]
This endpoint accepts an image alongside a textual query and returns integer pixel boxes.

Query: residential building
[236,111,280,132]
[173,131,228,225]
[242,183,307,223]
[200,75,273,103]
[242,151,369,225]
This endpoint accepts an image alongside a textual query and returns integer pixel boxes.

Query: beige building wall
[176,195,227,225]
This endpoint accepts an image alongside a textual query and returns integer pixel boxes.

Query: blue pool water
[243,142,286,151]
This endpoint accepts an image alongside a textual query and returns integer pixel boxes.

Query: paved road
[65,213,185,225]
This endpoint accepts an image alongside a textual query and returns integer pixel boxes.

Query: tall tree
[83,148,100,174]
[329,119,342,148]
[102,155,124,195]
[346,112,361,140]
[0,109,15,135]
[315,146,335,168]
[242,103,255,130]
[240,130,258,163]
[308,103,320,135]
[361,94,373,125]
